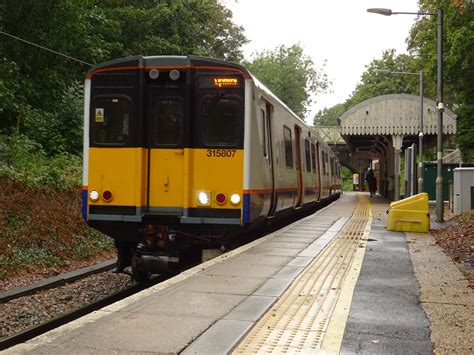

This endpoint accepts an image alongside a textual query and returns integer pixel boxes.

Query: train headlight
[197,191,210,206]
[230,193,241,205]
[89,190,100,202]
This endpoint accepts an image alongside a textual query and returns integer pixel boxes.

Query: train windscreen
[197,74,244,148]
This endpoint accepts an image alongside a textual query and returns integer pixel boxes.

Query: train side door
[316,142,322,201]
[294,125,303,207]
[263,102,277,216]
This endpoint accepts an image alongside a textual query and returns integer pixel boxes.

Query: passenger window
[151,97,184,146]
[305,139,311,172]
[310,142,316,173]
[92,97,131,145]
[284,126,293,169]
[201,94,242,146]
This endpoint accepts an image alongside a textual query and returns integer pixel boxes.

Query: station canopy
[338,94,457,155]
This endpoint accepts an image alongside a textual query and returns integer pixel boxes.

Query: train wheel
[132,267,150,283]
[131,251,150,283]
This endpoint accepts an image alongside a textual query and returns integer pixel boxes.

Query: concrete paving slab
[224,295,277,322]
[4,345,141,355]
[224,253,293,267]
[272,266,305,280]
[286,256,313,268]
[298,233,338,258]
[202,259,282,279]
[253,278,294,297]
[178,274,266,295]
[270,235,317,243]
[34,312,214,354]
[181,319,253,355]
[276,231,324,239]
[263,240,311,250]
[246,245,301,257]
[124,290,245,318]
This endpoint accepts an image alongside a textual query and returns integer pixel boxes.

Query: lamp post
[376,69,424,194]
[368,7,444,222]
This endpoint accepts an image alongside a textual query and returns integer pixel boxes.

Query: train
[82,55,341,281]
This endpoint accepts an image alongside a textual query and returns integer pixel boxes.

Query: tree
[313,103,349,126]
[349,49,420,106]
[244,44,329,117]
[0,0,248,154]
[314,49,419,127]
[96,0,248,61]
[407,0,474,161]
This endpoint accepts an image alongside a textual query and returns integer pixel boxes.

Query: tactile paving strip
[233,195,371,354]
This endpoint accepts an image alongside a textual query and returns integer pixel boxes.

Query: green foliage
[349,49,420,106]
[244,44,329,117]
[341,166,354,191]
[0,58,23,132]
[97,0,248,61]
[0,0,247,155]
[313,103,349,126]
[407,0,474,161]
[0,134,82,190]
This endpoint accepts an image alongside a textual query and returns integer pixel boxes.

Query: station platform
[6,192,469,354]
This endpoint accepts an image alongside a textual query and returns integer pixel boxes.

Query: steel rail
[0,259,117,303]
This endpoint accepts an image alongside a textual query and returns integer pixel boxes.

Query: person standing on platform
[366,169,377,197]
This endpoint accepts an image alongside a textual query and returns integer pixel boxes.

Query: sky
[223,0,420,122]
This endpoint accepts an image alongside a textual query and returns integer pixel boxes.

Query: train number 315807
[206,149,236,158]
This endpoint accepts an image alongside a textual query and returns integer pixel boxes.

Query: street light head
[367,8,393,16]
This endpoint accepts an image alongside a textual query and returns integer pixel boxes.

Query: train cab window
[304,139,311,172]
[283,126,293,169]
[92,97,131,145]
[151,97,184,146]
[310,142,317,173]
[201,94,243,146]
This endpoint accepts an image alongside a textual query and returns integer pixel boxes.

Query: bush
[0,134,114,280]
[0,134,81,190]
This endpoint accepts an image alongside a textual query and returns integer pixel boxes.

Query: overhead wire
[0,30,93,67]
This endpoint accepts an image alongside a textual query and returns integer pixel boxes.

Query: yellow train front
[82,56,247,280]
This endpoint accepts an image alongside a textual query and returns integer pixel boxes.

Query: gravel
[0,270,132,339]
[431,214,474,285]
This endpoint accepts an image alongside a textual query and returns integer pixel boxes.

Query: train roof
[85,55,251,79]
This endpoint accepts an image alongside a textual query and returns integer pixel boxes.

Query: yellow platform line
[233,195,371,354]
[320,199,372,354]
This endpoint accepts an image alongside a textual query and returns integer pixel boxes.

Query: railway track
[0,268,180,351]
[0,259,117,303]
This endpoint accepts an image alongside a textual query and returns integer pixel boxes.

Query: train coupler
[135,246,179,275]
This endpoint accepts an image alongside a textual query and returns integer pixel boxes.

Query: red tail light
[215,193,226,205]
[102,190,113,201]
